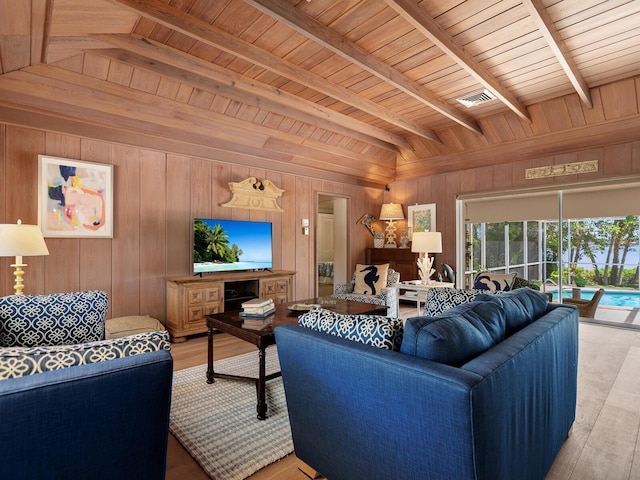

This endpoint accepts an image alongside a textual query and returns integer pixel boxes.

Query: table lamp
[379,203,404,248]
[0,219,49,295]
[411,231,442,283]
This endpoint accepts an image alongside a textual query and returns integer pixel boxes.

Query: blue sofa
[275,288,579,480]
[0,291,173,480]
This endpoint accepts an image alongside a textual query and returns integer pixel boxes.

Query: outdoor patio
[590,305,640,328]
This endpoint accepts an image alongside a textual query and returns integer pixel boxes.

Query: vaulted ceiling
[1,0,639,186]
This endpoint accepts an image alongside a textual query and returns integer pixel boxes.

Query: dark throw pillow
[473,272,517,292]
[475,287,549,335]
[400,301,506,366]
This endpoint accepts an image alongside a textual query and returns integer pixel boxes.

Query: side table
[396,281,454,316]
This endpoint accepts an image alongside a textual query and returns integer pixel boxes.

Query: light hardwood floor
[166,307,640,480]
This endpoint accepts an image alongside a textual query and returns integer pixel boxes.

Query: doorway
[316,194,349,296]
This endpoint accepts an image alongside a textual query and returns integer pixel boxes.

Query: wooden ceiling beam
[384,0,531,123]
[108,0,442,144]
[0,105,385,188]
[0,67,394,182]
[92,34,405,152]
[30,0,52,65]
[244,0,482,135]
[521,0,593,108]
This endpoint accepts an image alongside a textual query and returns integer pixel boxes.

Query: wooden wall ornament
[525,160,598,180]
[221,177,285,212]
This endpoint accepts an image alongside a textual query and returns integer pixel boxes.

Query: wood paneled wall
[389,141,640,274]
[0,123,383,322]
[3,120,638,321]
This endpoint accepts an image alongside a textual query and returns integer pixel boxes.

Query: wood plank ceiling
[0,0,639,186]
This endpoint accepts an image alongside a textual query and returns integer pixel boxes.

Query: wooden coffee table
[205,297,386,419]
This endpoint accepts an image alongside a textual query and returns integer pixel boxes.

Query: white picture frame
[38,155,114,238]
[407,203,436,238]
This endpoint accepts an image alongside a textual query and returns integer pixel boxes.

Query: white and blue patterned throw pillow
[0,291,108,347]
[298,308,403,350]
[423,287,500,317]
[0,330,171,380]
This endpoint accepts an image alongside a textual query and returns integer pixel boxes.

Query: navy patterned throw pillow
[423,287,500,317]
[0,291,108,347]
[298,308,403,350]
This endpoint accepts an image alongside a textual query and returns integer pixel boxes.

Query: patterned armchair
[0,291,173,479]
[333,268,400,317]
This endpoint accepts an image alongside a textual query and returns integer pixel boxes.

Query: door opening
[316,194,349,297]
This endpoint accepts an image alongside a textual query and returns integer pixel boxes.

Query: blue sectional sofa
[275,288,579,480]
[0,291,173,480]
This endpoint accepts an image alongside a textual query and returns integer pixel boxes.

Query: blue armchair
[0,291,173,480]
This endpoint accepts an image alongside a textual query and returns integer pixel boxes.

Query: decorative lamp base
[384,219,398,248]
[416,255,435,283]
[10,260,27,295]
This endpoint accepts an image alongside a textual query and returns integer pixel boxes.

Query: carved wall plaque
[525,160,598,180]
[221,177,285,212]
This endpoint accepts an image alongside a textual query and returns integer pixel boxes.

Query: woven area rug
[170,346,293,480]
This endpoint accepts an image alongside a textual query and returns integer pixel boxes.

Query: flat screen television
[193,218,273,274]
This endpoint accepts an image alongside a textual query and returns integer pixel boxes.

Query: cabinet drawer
[203,303,221,315]
[263,281,277,296]
[262,278,290,297]
[275,280,289,294]
[273,294,289,305]
[187,304,219,321]
[204,287,221,303]
[188,305,205,322]
[187,289,204,304]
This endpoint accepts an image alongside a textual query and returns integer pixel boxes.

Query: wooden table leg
[256,346,267,420]
[206,325,215,384]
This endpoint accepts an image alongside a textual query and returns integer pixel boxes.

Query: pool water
[552,289,640,309]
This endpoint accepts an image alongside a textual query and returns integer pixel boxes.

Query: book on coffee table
[239,306,276,318]
[241,298,274,308]
[241,298,275,315]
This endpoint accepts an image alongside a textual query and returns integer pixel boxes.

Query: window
[458,180,640,292]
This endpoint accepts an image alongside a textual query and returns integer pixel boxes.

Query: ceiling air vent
[456,89,497,108]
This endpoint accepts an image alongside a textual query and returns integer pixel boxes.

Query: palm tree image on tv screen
[193,218,273,273]
[194,219,243,264]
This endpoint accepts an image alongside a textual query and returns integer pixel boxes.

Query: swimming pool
[552,289,640,309]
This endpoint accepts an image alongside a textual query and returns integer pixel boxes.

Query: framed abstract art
[38,155,114,238]
[407,203,436,238]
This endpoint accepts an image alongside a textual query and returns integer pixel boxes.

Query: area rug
[170,346,293,480]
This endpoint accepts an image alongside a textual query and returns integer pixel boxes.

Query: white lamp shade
[411,231,442,254]
[379,203,404,220]
[0,222,50,257]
